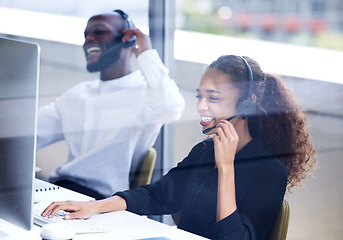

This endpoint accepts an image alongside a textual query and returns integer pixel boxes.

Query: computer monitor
[0,36,40,231]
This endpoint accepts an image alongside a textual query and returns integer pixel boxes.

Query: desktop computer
[0,36,108,236]
[0,36,40,231]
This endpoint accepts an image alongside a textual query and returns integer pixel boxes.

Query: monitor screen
[0,36,40,231]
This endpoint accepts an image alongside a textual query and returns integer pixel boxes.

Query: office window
[1,1,342,236]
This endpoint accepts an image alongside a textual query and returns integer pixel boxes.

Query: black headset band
[113,9,133,29]
[237,56,253,99]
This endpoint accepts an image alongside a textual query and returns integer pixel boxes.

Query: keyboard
[33,207,108,233]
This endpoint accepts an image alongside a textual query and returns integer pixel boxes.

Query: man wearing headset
[37,10,185,200]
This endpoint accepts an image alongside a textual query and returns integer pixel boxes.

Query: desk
[0,179,208,240]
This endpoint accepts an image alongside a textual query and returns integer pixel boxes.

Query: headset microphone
[98,42,123,61]
[97,39,135,62]
[202,114,239,134]
[201,56,256,135]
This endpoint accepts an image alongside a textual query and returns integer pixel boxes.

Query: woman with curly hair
[42,55,316,240]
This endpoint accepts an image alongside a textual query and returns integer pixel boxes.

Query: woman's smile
[200,116,215,126]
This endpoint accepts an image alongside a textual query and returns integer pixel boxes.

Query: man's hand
[122,28,152,57]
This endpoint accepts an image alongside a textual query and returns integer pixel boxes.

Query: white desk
[0,179,208,240]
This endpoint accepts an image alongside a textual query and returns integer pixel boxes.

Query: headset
[98,9,136,61]
[113,9,136,47]
[202,56,256,134]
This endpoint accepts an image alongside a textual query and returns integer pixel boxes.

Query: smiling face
[197,68,240,135]
[83,13,124,72]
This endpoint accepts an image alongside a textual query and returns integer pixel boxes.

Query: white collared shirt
[37,49,185,197]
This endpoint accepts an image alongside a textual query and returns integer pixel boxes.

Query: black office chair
[130,147,157,189]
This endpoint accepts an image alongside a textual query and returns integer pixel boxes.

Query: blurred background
[0,0,342,239]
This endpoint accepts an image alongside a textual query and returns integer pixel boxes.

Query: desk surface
[0,179,208,240]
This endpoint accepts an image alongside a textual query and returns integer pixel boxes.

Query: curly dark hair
[208,55,317,191]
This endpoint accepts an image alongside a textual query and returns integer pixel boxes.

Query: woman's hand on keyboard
[41,200,98,220]
[41,195,127,220]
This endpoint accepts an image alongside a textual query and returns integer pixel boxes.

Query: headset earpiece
[123,18,136,48]
[123,34,136,48]
[235,97,256,120]
[113,9,136,48]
